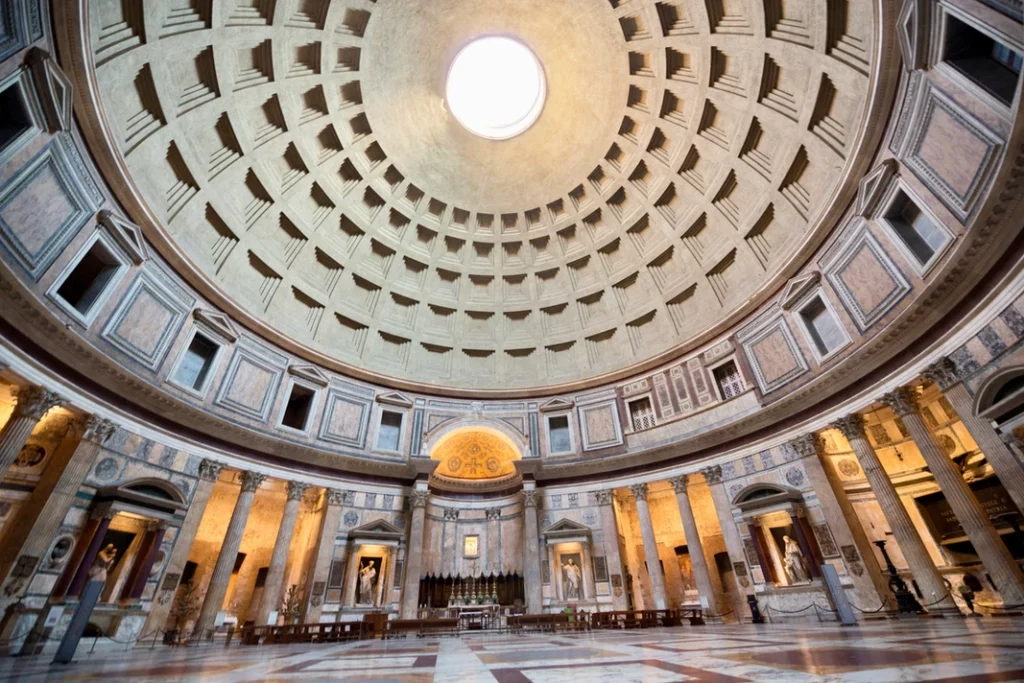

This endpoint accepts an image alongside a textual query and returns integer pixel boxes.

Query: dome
[83,0,882,392]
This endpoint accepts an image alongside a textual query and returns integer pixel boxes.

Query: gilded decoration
[429,427,521,480]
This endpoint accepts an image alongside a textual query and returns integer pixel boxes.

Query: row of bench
[239,606,705,643]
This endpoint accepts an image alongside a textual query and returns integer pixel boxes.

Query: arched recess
[423,420,526,483]
[973,365,1024,424]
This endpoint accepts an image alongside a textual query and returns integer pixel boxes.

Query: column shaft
[925,359,1024,516]
[794,435,889,608]
[595,490,628,610]
[124,526,166,600]
[668,476,721,616]
[522,489,543,613]
[66,515,113,596]
[256,481,308,625]
[885,388,1024,606]
[486,508,501,575]
[0,386,63,481]
[143,459,222,634]
[0,416,117,607]
[193,471,265,640]
[302,489,344,623]
[401,490,428,618]
[630,483,667,610]
[833,415,958,612]
[703,467,755,598]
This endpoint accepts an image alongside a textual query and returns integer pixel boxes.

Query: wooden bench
[508,613,589,633]
[383,618,459,639]
[239,621,368,646]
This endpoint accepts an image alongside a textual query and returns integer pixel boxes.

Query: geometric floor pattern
[2,620,1023,682]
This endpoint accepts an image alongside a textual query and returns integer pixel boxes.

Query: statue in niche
[87,544,118,584]
[357,559,378,605]
[782,536,809,584]
[561,556,582,600]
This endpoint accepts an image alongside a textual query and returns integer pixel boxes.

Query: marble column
[629,483,668,610]
[748,521,777,583]
[143,459,223,633]
[193,471,266,641]
[831,414,959,613]
[882,387,1024,606]
[256,480,309,625]
[0,415,117,607]
[792,434,890,608]
[65,510,115,596]
[594,489,628,610]
[122,522,167,601]
[667,475,721,616]
[400,489,429,618]
[924,358,1024,516]
[302,488,344,623]
[0,386,64,481]
[703,466,755,598]
[521,487,544,613]
[485,507,502,575]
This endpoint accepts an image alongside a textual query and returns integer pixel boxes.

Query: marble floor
[1,619,1022,682]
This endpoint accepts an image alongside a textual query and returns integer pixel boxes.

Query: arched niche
[424,422,526,492]
[973,365,1024,425]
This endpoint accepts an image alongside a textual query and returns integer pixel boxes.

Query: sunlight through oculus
[446,37,546,140]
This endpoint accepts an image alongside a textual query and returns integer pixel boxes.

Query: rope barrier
[921,592,955,608]
[849,597,889,614]
[763,602,815,614]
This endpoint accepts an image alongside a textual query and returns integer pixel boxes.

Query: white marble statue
[782,535,809,583]
[562,557,581,600]
[358,561,378,605]
[87,544,118,584]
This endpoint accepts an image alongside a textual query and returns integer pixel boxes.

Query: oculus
[446,37,546,140]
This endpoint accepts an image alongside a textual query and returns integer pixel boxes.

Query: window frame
[932,2,1023,113]
[0,68,45,169]
[45,229,130,328]
[707,356,747,402]
[625,394,657,433]
[166,325,226,398]
[792,289,852,363]
[373,408,406,455]
[275,376,321,435]
[877,180,955,276]
[545,412,575,456]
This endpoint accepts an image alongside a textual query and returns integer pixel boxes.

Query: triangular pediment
[98,211,148,265]
[538,397,574,412]
[780,271,821,310]
[897,0,923,73]
[288,364,329,387]
[193,308,240,343]
[376,391,413,407]
[29,49,73,132]
[350,518,404,540]
[857,159,899,218]
[543,518,592,537]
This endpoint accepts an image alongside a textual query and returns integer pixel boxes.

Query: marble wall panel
[214,339,287,421]
[739,314,809,393]
[0,136,99,279]
[101,267,194,371]
[823,226,910,331]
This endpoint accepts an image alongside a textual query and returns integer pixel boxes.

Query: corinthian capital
[198,459,224,482]
[628,482,649,501]
[830,414,866,440]
[325,488,346,506]
[701,465,723,485]
[410,490,429,508]
[81,416,117,445]
[667,475,689,493]
[593,489,614,506]
[521,489,538,508]
[12,386,64,420]
[286,481,311,500]
[790,433,824,458]
[879,386,921,417]
[921,357,959,390]
[240,471,267,492]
